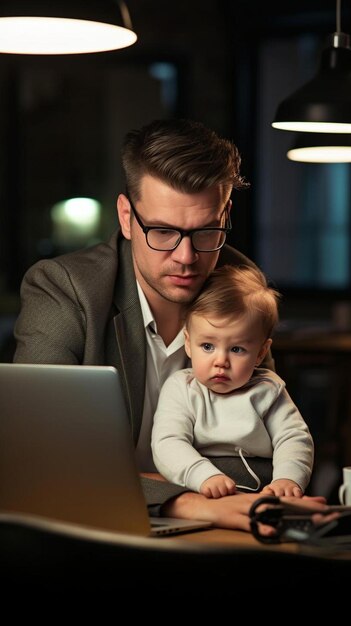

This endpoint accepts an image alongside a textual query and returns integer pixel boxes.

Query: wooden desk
[166,525,351,561]
[153,525,351,598]
[1,514,350,598]
[168,526,298,551]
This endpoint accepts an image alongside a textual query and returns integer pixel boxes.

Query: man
[14,119,326,531]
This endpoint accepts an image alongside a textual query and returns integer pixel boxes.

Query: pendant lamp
[272,0,351,133]
[0,1,137,54]
[287,133,351,162]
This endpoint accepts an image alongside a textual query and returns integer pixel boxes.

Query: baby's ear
[256,338,272,366]
[184,327,192,359]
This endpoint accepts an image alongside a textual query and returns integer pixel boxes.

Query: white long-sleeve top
[151,367,314,493]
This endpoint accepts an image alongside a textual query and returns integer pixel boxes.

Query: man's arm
[159,487,330,534]
[142,454,274,517]
[14,259,86,364]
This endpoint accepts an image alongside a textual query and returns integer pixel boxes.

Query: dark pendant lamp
[287,132,351,162]
[272,0,351,133]
[0,1,137,54]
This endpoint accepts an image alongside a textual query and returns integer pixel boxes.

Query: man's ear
[256,338,272,366]
[117,194,132,240]
[184,327,192,359]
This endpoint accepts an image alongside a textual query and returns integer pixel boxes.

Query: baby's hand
[200,474,236,498]
[262,479,303,498]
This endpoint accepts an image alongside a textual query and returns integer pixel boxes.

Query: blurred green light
[51,197,101,226]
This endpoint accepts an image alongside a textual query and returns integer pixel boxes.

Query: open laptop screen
[0,364,211,537]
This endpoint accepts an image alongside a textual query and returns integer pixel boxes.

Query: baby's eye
[201,343,214,352]
[231,346,244,353]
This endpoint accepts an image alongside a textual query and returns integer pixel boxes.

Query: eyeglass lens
[147,228,226,251]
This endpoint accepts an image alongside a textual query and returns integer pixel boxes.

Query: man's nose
[171,236,198,265]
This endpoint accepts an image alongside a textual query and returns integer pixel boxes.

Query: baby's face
[184,313,271,394]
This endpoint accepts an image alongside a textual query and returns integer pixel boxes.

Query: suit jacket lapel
[112,239,145,445]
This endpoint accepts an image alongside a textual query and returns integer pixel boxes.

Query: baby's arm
[152,372,226,492]
[200,474,237,498]
[264,382,314,494]
[262,478,303,497]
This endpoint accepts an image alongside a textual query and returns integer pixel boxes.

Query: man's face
[117,175,230,310]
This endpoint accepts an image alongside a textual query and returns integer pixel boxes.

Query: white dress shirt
[134,282,189,471]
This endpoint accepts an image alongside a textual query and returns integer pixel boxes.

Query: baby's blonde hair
[185,265,281,338]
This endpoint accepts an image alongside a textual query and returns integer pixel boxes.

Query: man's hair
[185,265,281,339]
[122,118,248,201]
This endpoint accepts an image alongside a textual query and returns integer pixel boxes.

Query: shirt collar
[136,281,157,332]
[136,281,186,352]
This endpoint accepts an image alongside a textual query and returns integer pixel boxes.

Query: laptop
[0,363,211,537]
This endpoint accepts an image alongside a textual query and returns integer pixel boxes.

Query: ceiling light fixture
[0,1,137,55]
[287,132,351,162]
[272,0,351,133]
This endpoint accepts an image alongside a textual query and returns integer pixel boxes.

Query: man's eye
[157,229,177,236]
[231,346,244,353]
[201,343,214,352]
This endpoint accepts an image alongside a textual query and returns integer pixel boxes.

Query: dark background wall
[0,1,348,284]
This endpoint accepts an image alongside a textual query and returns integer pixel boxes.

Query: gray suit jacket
[14,229,274,505]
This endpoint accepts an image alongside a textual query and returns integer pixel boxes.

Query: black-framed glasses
[128,199,232,252]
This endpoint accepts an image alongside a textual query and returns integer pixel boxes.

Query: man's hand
[162,490,328,535]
